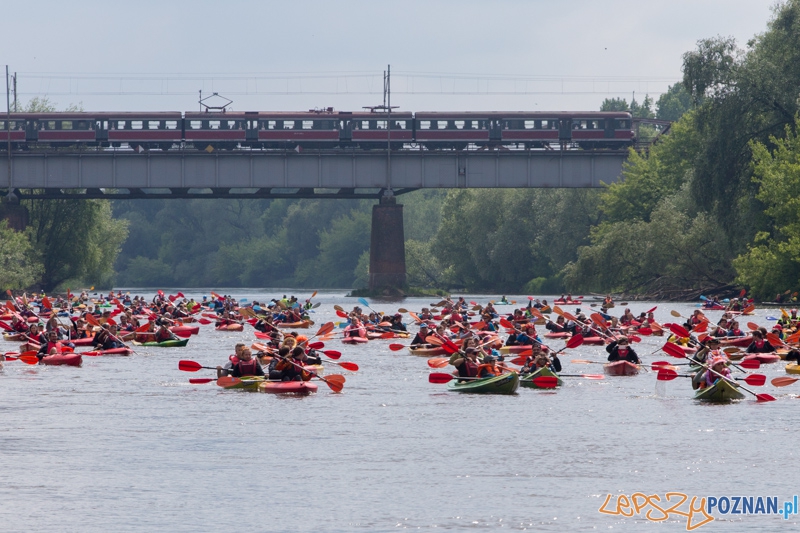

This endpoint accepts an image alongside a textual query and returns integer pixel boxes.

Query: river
[1,291,799,532]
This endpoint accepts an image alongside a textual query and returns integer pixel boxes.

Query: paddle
[427,371,530,385]
[559,374,605,380]
[282,357,346,393]
[358,297,378,315]
[389,343,407,351]
[189,378,215,384]
[656,369,767,387]
[771,376,800,387]
[178,360,216,372]
[427,357,450,369]
[5,351,39,365]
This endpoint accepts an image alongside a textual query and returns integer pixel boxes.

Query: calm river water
[1,291,799,532]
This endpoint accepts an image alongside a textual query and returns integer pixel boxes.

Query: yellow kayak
[785,363,800,375]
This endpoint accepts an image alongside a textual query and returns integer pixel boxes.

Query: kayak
[702,304,727,310]
[694,379,745,402]
[276,320,312,329]
[446,372,519,394]
[719,336,753,348]
[341,336,368,344]
[259,381,318,395]
[553,299,582,305]
[543,332,571,339]
[498,345,535,354]
[583,336,606,345]
[785,363,800,375]
[170,325,199,336]
[132,338,189,347]
[408,346,449,356]
[71,337,95,346]
[221,377,263,390]
[742,352,781,364]
[3,333,27,342]
[81,347,133,356]
[520,367,563,388]
[42,353,82,366]
[603,361,639,376]
[216,323,244,332]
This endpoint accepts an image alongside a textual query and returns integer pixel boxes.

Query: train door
[340,113,353,142]
[604,118,615,139]
[245,112,258,142]
[489,118,501,141]
[559,118,572,142]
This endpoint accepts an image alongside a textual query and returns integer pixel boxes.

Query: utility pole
[6,65,12,196]
[13,72,17,111]
[386,65,391,196]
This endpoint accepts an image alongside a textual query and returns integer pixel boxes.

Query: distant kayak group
[3,290,800,401]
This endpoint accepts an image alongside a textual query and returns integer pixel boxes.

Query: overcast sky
[3,0,779,113]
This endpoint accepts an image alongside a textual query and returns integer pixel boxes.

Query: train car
[184,112,249,150]
[414,112,492,150]
[104,112,184,150]
[344,111,414,149]
[564,112,633,149]
[253,110,340,149]
[0,116,29,149]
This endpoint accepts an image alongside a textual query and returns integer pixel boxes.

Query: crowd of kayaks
[4,290,800,401]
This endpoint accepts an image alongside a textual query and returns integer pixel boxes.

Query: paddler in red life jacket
[606,336,640,364]
[475,353,501,378]
[344,318,366,338]
[745,330,776,354]
[410,324,432,349]
[273,347,312,382]
[450,347,479,381]
[223,348,264,378]
[37,330,64,360]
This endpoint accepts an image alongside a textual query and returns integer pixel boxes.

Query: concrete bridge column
[369,195,406,290]
[0,191,28,231]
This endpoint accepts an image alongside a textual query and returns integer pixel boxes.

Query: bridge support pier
[0,191,28,231]
[369,194,406,291]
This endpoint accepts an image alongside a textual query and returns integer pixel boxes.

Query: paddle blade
[189,378,214,384]
[337,361,359,372]
[336,310,349,318]
[397,308,408,313]
[499,317,514,329]
[651,361,672,371]
[637,327,653,336]
[756,394,776,402]
[358,297,370,308]
[324,374,346,385]
[739,359,761,370]
[428,373,455,384]
[216,376,241,387]
[743,374,766,386]
[322,350,341,360]
[566,334,584,349]
[662,342,688,359]
[308,341,324,350]
[747,322,759,331]
[178,360,203,372]
[668,323,691,339]
[389,343,406,351]
[380,332,395,339]
[323,378,344,393]
[510,356,527,366]
[581,374,605,380]
[767,333,784,346]
[771,376,799,387]
[670,310,682,318]
[427,357,449,368]
[628,335,642,343]
[19,355,39,365]
[316,322,335,337]
[657,369,679,381]
[532,376,559,388]
[172,329,192,338]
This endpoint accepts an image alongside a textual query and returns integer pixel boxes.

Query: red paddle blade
[380,332,395,339]
[562,311,577,322]
[324,374,346,385]
[756,394,776,402]
[427,358,450,369]
[766,333,784,346]
[651,361,672,370]
[389,343,406,351]
[172,329,192,338]
[189,378,214,384]
[668,323,691,339]
[322,350,341,360]
[739,359,761,370]
[590,313,606,329]
[308,342,324,350]
[657,369,679,381]
[637,327,653,336]
[428,372,455,384]
[566,334,584,349]
[746,322,759,331]
[19,355,39,365]
[509,356,527,366]
[178,360,203,372]
[628,335,642,343]
[743,374,766,386]
[336,310,348,318]
[337,362,359,372]
[216,376,241,387]
[662,342,687,359]
[646,306,657,314]
[198,318,212,325]
[532,376,559,388]
[425,336,444,346]
[499,318,514,329]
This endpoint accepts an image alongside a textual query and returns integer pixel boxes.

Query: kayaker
[692,337,721,366]
[745,330,776,354]
[94,324,125,350]
[410,324,431,348]
[218,348,264,378]
[606,337,640,364]
[155,324,179,343]
[450,347,479,381]
[475,354,500,378]
[37,330,64,357]
[700,356,733,389]
[273,348,310,382]
[344,319,366,339]
[390,314,407,332]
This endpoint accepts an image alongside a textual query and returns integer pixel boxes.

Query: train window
[61,121,73,130]
[454,120,465,130]
[208,121,220,130]
[419,120,431,130]
[616,119,630,129]
[375,120,387,129]
[437,121,448,129]
[525,120,534,129]
[302,121,313,129]
[190,121,202,130]
[359,120,368,129]
[165,121,178,130]
[463,120,473,130]
[392,120,406,130]
[572,120,586,130]
[131,121,143,130]
[313,120,335,129]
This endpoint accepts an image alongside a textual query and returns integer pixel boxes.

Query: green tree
[600,98,630,112]
[656,83,692,121]
[0,220,42,290]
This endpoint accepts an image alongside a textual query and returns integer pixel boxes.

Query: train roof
[414,111,632,119]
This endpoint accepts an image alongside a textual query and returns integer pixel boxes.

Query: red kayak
[80,347,133,356]
[742,352,781,364]
[544,332,571,339]
[170,325,199,336]
[603,360,640,376]
[553,298,583,305]
[42,353,82,366]
[341,336,368,344]
[582,336,606,345]
[71,337,95,346]
[719,335,753,348]
[259,381,318,395]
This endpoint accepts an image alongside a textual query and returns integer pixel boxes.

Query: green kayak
[221,377,263,390]
[447,372,519,395]
[694,378,745,402]
[520,367,563,388]
[132,338,189,348]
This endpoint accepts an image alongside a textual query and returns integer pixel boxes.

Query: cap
[773,324,783,330]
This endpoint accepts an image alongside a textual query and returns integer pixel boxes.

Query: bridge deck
[1,149,626,199]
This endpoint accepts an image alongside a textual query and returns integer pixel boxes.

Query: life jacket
[235,359,259,377]
[45,341,63,354]
[457,359,478,378]
[476,363,498,378]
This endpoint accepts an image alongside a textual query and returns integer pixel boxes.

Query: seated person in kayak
[692,337,721,366]
[344,319,366,338]
[410,324,432,349]
[217,348,264,378]
[272,348,312,381]
[476,353,502,378]
[93,324,125,350]
[449,347,479,381]
[698,356,733,390]
[515,325,539,346]
[37,330,65,358]
[546,315,573,334]
[606,336,640,364]
[521,345,561,374]
[154,324,179,343]
[390,313,407,332]
[745,330,775,353]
